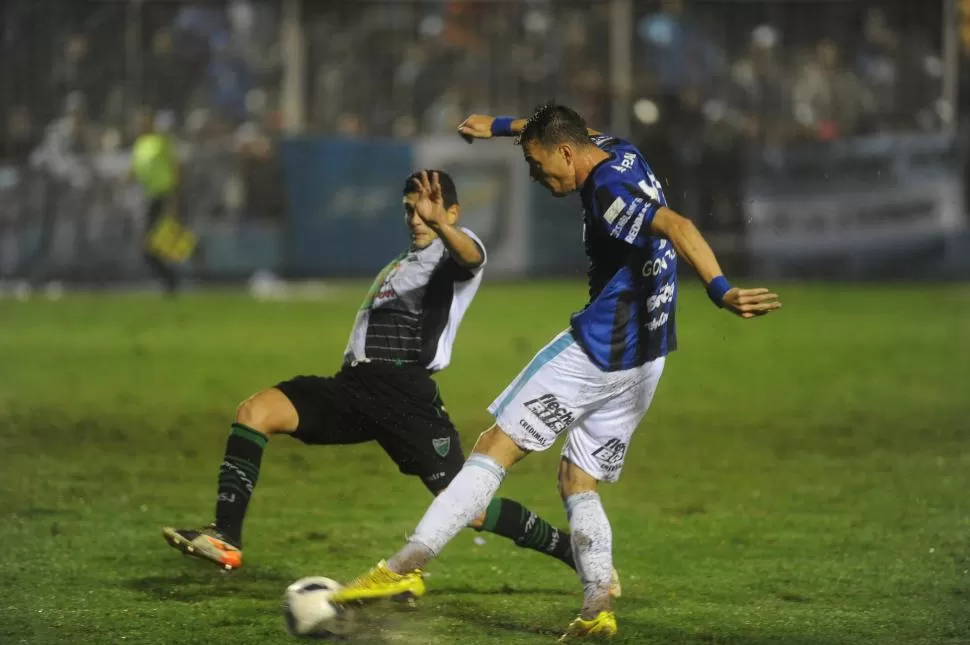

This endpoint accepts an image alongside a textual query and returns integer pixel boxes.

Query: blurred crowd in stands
[0,0,962,227]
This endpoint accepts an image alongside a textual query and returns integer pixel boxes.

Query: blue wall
[280,137,413,276]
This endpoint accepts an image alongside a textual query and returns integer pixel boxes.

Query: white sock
[389,454,506,572]
[565,491,613,618]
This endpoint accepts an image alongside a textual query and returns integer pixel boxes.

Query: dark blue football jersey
[570,134,678,371]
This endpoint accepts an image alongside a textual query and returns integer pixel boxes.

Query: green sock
[214,423,267,546]
[478,497,575,569]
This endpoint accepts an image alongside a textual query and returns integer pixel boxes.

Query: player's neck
[574,147,611,188]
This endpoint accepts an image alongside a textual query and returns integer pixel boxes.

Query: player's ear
[447,204,460,224]
[560,143,573,165]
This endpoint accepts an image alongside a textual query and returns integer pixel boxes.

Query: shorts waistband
[344,358,429,373]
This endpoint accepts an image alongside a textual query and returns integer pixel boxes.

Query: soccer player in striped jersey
[329,106,781,640]
[162,170,617,588]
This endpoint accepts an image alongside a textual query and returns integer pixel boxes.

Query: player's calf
[470,498,576,569]
[381,452,511,575]
[401,427,527,562]
[209,388,298,543]
[560,461,614,615]
[162,387,298,564]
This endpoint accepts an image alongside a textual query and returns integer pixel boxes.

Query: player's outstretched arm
[435,220,484,269]
[458,115,600,142]
[411,170,484,269]
[650,207,781,318]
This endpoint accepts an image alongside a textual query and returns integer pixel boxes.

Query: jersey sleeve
[461,227,487,268]
[444,227,486,281]
[590,179,663,247]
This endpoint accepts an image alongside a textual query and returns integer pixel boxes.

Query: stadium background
[1,0,968,288]
[3,3,970,644]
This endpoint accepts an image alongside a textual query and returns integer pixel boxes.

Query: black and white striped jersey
[344,228,486,373]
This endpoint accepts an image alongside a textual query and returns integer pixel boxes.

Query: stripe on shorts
[493,332,574,418]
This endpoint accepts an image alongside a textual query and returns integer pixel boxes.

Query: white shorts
[487,330,665,482]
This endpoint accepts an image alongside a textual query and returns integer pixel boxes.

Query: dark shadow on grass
[13,507,63,518]
[433,604,567,639]
[617,620,851,645]
[347,602,570,645]
[943,547,970,644]
[432,583,574,597]
[436,606,853,645]
[124,566,294,603]
[433,583,650,607]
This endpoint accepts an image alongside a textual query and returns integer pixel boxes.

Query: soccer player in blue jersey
[327,105,781,640]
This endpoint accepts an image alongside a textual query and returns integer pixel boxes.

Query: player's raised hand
[457,115,495,143]
[410,170,450,229]
[721,287,782,319]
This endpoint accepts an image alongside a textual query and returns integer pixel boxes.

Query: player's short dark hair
[403,169,459,209]
[517,103,590,149]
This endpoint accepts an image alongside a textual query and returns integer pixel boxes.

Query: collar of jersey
[580,150,618,202]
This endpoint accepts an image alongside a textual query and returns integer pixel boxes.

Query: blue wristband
[491,116,515,137]
[706,276,732,307]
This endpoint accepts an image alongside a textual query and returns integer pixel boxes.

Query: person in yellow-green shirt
[130,107,182,295]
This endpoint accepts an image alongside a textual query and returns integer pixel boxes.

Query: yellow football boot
[558,610,618,641]
[329,560,426,604]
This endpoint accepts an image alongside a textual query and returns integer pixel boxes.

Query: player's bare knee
[475,424,505,445]
[470,424,529,469]
[558,459,598,500]
[234,395,274,434]
[559,478,597,500]
[234,388,298,436]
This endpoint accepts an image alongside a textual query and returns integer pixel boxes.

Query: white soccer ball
[282,576,356,638]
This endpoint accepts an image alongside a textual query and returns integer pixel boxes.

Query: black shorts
[275,361,465,493]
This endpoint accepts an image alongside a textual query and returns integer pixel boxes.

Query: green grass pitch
[1,281,969,644]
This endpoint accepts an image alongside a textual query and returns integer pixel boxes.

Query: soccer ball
[283,577,356,638]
